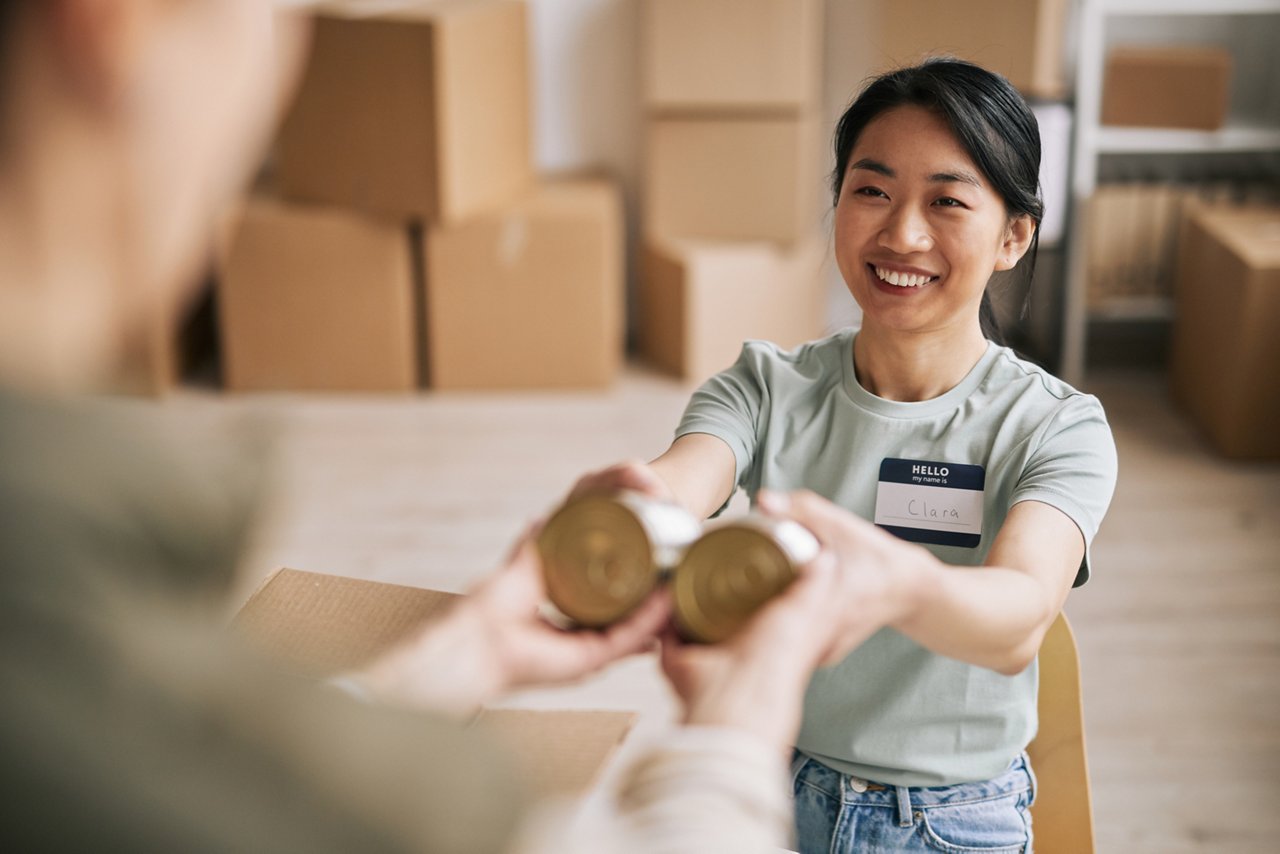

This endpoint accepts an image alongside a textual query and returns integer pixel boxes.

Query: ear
[44,0,154,109]
[994,214,1036,272]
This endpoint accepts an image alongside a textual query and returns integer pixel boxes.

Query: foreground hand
[464,534,672,690]
[658,489,924,748]
[758,489,924,665]
[659,547,846,748]
[352,530,670,716]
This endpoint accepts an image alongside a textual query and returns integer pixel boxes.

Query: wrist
[888,543,941,632]
[681,668,805,749]
[355,600,508,717]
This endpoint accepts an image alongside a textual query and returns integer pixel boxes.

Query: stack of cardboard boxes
[877,0,1069,100]
[637,0,829,381]
[217,0,625,393]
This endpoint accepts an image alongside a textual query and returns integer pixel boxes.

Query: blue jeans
[790,751,1036,853]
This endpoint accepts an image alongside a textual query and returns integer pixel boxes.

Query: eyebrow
[848,158,983,188]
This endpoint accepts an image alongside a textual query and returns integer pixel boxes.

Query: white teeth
[874,266,935,288]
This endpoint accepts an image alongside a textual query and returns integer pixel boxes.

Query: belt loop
[895,785,913,827]
[1022,750,1038,807]
[789,750,809,795]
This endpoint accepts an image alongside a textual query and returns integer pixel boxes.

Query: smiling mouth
[869,264,939,288]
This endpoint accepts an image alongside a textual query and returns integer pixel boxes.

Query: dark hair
[831,59,1043,344]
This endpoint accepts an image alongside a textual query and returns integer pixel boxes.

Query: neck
[852,321,990,402]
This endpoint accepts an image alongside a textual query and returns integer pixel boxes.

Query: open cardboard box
[234,569,637,798]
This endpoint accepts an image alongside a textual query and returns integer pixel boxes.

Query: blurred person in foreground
[0,2,871,851]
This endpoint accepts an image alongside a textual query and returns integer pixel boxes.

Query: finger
[777,490,878,544]
[594,587,672,659]
[538,589,672,680]
[730,551,839,648]
[568,462,635,498]
[504,521,544,564]
[570,461,672,501]
[607,462,672,498]
[656,625,704,685]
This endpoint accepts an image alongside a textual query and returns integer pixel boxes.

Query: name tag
[874,457,985,548]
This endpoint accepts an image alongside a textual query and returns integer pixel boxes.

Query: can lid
[673,525,797,643]
[538,495,658,627]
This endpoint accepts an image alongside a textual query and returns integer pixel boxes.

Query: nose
[877,203,932,254]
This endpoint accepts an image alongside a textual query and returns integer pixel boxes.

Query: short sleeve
[1010,394,1118,587]
[674,341,773,498]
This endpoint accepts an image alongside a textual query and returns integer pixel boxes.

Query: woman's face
[832,105,1030,339]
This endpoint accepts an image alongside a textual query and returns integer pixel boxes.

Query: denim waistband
[790,750,1035,810]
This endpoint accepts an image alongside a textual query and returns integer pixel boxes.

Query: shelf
[1086,296,1175,322]
[1101,0,1280,16]
[1096,124,1280,154]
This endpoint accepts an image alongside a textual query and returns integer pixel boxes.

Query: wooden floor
[193,363,1279,854]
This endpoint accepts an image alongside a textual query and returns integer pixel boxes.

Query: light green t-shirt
[675,328,1118,787]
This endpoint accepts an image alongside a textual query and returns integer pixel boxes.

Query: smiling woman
[560,58,1118,854]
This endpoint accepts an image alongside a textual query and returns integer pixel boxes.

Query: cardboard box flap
[474,709,637,797]
[234,568,459,677]
[234,569,639,797]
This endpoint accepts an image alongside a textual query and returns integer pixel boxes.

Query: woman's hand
[566,434,738,519]
[350,529,671,716]
[567,459,677,503]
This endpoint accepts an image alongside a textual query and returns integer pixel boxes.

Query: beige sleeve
[510,727,794,854]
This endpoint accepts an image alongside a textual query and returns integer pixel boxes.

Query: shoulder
[732,328,851,386]
[982,346,1110,425]
[974,347,1115,474]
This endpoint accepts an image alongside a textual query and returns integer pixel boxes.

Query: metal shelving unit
[1059,0,1280,385]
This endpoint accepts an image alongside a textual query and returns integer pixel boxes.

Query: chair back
[1026,612,1095,854]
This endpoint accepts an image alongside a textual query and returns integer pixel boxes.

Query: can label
[672,514,819,643]
[538,491,699,627]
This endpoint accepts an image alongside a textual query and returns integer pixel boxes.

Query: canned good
[673,515,820,643]
[538,490,702,627]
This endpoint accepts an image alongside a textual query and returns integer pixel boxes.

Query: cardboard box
[645,114,823,244]
[275,0,532,222]
[217,196,420,392]
[234,568,637,797]
[1171,205,1280,459]
[1102,46,1232,131]
[879,0,1069,99]
[423,178,624,390]
[639,235,828,381]
[642,0,823,113]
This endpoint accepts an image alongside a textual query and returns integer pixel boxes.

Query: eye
[853,185,888,200]
[933,196,966,208]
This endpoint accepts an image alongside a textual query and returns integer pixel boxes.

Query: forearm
[648,433,737,519]
[511,728,792,854]
[614,728,793,854]
[892,548,1059,675]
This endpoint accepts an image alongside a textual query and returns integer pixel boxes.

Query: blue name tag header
[878,457,986,491]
